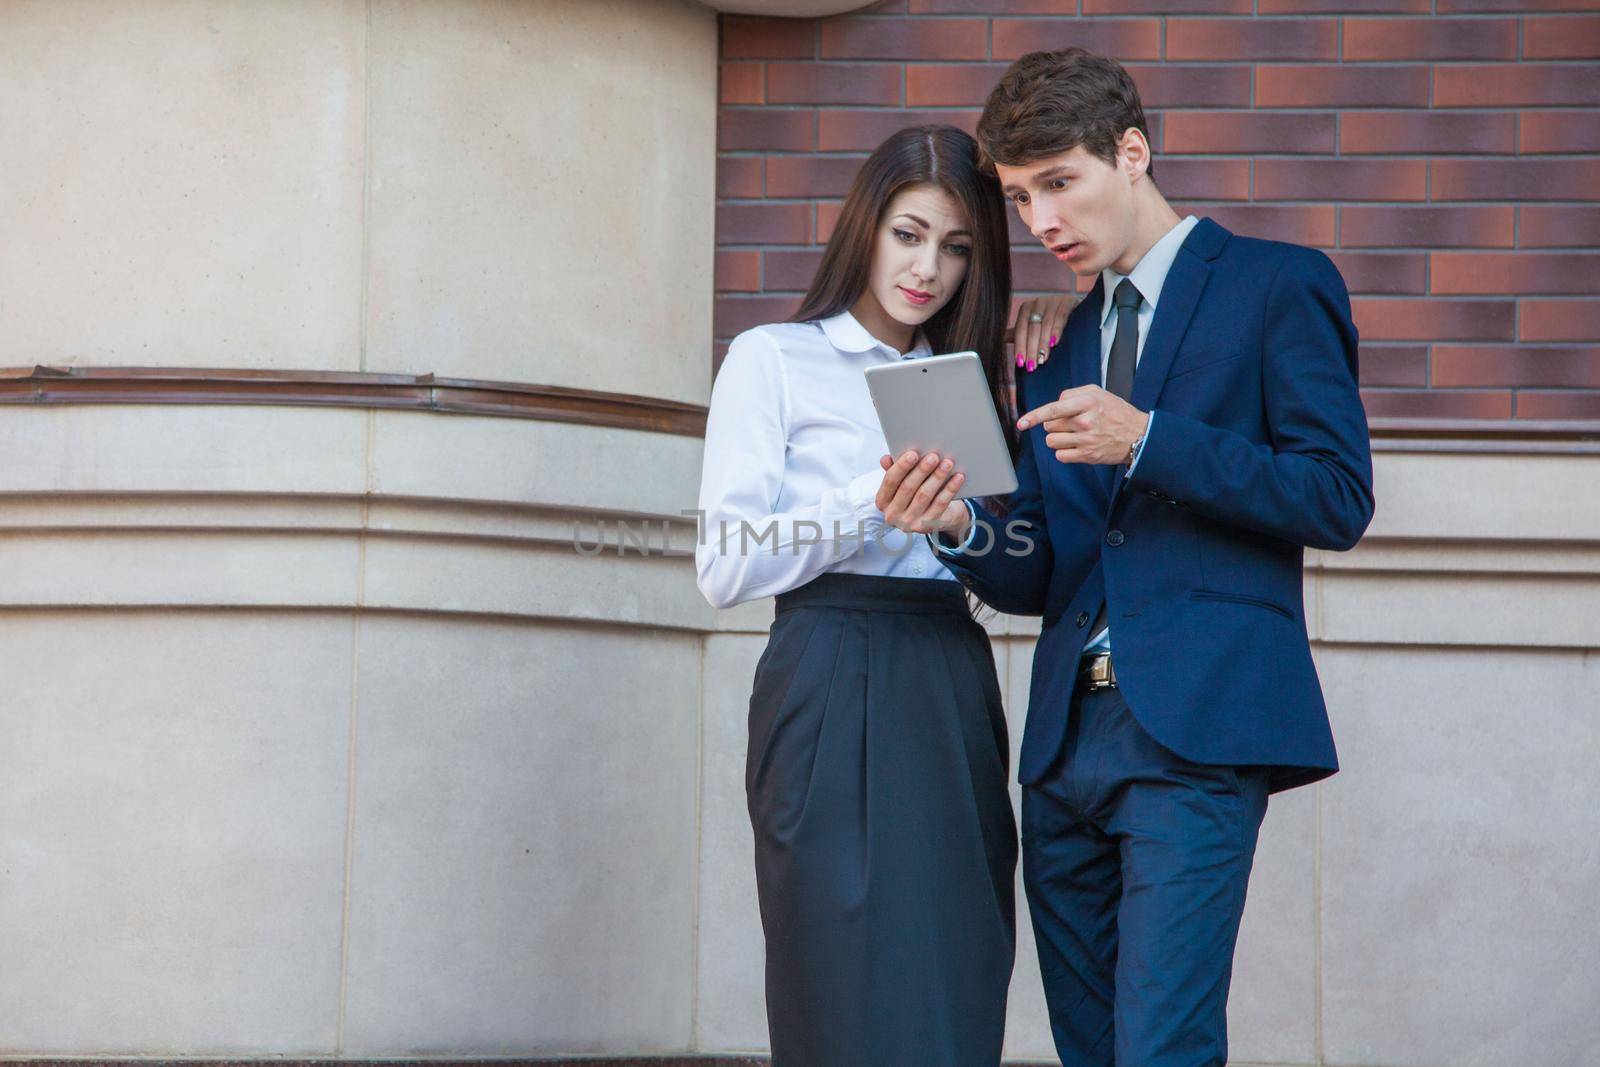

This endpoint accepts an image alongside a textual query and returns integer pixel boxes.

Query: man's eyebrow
[1002,164,1074,193]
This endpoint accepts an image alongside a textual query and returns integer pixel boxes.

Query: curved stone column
[0,0,719,1055]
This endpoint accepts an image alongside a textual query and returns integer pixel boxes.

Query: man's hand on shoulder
[1019,385,1151,466]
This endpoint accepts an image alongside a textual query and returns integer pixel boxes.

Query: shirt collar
[1099,214,1200,329]
[820,309,932,360]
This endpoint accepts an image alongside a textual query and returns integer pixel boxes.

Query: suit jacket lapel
[1108,222,1223,496]
[1129,227,1218,414]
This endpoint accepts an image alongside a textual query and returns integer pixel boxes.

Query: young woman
[695,126,1018,1065]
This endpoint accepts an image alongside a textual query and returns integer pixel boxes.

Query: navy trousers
[1023,685,1269,1067]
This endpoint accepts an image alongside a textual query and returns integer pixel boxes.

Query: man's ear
[1119,127,1152,183]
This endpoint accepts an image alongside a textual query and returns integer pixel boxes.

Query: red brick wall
[713,4,1600,424]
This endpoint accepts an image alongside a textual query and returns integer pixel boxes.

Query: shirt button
[911,561,924,575]
[1075,612,1090,628]
[1106,530,1125,547]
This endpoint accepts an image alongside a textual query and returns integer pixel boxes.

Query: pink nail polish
[1026,360,1036,372]
[1050,335,1058,345]
[1016,353,1024,367]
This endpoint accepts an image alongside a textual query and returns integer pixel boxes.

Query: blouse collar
[820,309,933,360]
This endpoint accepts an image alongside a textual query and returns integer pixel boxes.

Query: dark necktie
[1089,279,1143,648]
[1105,278,1143,400]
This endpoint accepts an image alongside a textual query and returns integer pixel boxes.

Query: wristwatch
[1127,432,1147,468]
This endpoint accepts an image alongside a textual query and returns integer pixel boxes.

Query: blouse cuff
[928,498,979,556]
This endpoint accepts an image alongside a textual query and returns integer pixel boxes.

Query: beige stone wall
[5,403,1595,1060]
[0,404,713,1054]
[0,0,715,404]
[0,0,720,1055]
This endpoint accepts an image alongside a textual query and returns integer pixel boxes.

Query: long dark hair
[793,125,1018,513]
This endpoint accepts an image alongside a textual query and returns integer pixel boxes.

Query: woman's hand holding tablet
[873,449,972,540]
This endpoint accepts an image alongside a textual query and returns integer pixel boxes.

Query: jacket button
[1106,529,1125,546]
[1075,612,1089,628]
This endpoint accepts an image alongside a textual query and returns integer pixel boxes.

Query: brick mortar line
[1427,341,1600,347]
[724,10,1600,28]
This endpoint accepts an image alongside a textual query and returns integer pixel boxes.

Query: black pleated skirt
[746,572,1018,1067]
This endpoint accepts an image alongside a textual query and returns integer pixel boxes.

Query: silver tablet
[864,351,1018,500]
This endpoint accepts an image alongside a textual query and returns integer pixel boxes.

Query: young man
[875,49,1374,1066]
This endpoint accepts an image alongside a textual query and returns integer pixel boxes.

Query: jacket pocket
[1167,346,1244,381]
[1190,588,1294,620]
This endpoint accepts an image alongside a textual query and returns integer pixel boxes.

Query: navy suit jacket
[941,218,1374,792]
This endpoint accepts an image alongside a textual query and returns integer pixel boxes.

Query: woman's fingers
[890,451,943,516]
[912,456,950,507]
[1035,295,1074,367]
[1010,295,1076,372]
[893,453,968,530]
[1022,312,1042,374]
[1007,302,1027,368]
[879,449,970,533]
[1047,297,1071,360]
[875,449,923,512]
[1012,297,1043,371]
[908,465,962,533]
[878,449,967,532]
[919,472,966,533]
[1028,299,1050,373]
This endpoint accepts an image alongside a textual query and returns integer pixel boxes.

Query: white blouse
[695,310,960,609]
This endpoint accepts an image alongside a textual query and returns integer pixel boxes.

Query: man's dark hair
[976,48,1156,183]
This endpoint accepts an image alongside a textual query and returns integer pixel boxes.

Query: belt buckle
[1080,651,1116,690]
